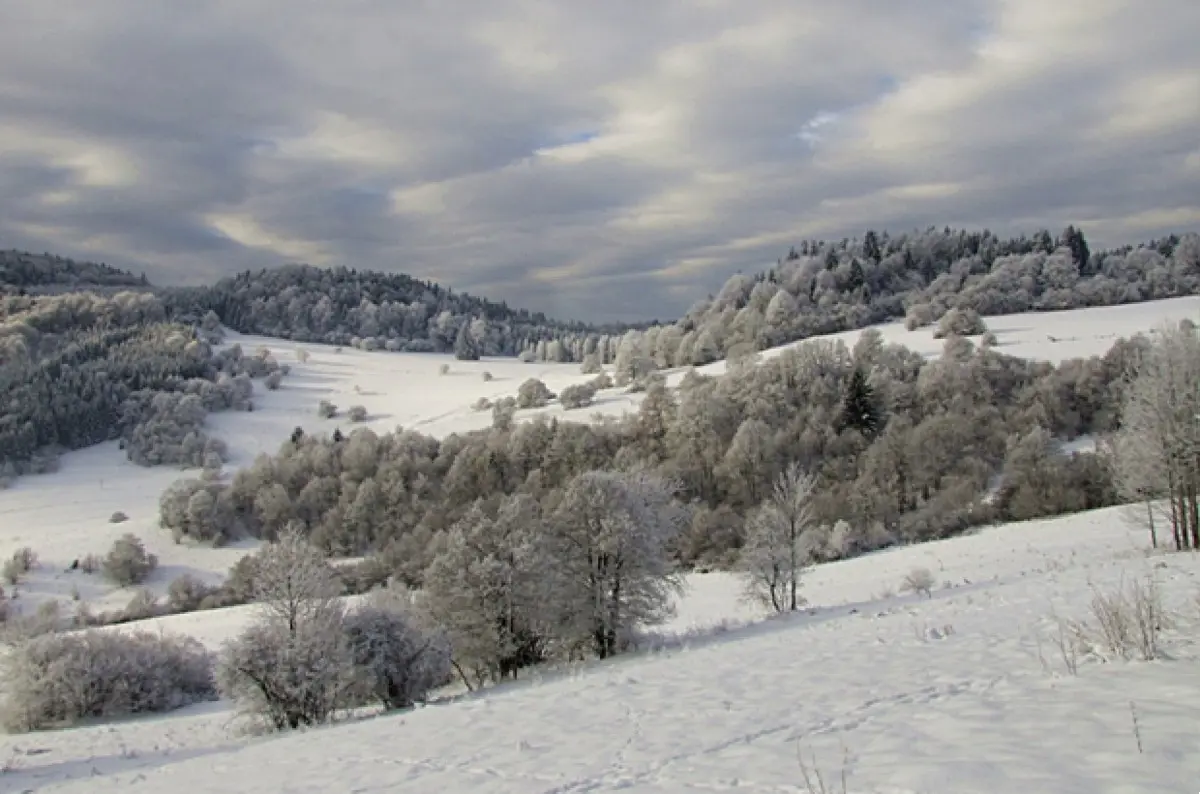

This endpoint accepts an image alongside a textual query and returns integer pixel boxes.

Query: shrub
[216,614,352,731]
[3,547,38,584]
[79,553,102,574]
[905,302,934,331]
[481,371,494,382]
[900,567,935,598]
[167,573,218,612]
[438,363,451,376]
[342,604,452,710]
[264,371,283,390]
[296,349,310,363]
[1,629,216,732]
[102,534,158,587]
[472,397,493,412]
[559,382,597,410]
[121,589,164,621]
[516,378,554,409]
[934,307,987,339]
[109,511,129,524]
[347,405,368,423]
[317,400,337,419]
[589,372,613,390]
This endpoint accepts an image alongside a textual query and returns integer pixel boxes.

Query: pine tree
[840,368,880,437]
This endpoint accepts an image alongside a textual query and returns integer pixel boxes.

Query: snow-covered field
[2,505,1199,793]
[1,296,1199,792]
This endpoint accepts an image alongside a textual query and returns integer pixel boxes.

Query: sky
[0,1,1197,323]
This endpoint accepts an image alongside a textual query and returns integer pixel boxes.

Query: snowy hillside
[0,296,1196,624]
[2,505,1198,793]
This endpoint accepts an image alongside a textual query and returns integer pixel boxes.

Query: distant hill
[0,249,148,291]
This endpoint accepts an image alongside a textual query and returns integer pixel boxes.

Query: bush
[559,382,597,410]
[317,400,337,419]
[934,307,987,339]
[167,573,218,612]
[516,378,554,409]
[296,349,310,363]
[3,547,38,584]
[102,534,158,587]
[905,302,934,330]
[347,405,368,422]
[1,629,216,732]
[481,371,494,382]
[438,363,451,376]
[109,511,129,524]
[216,613,351,731]
[472,397,493,412]
[900,567,935,598]
[264,371,283,390]
[589,372,613,390]
[342,604,452,710]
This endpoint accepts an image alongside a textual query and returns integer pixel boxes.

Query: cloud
[0,0,1196,322]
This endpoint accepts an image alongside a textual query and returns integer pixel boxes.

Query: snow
[1,296,1199,792]
[3,505,1199,793]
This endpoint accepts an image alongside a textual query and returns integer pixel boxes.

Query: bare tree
[741,462,818,612]
[1112,322,1200,550]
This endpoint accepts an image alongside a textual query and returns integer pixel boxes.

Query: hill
[0,249,148,292]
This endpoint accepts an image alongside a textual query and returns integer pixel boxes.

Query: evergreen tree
[840,368,881,437]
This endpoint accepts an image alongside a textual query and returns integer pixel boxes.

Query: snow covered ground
[2,505,1198,793]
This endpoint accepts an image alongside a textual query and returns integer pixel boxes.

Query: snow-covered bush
[438,363,451,376]
[934,307,987,338]
[472,396,493,412]
[347,405,368,422]
[167,573,218,612]
[317,399,338,419]
[558,382,597,410]
[481,371,494,382]
[264,370,283,390]
[1,629,216,732]
[102,533,158,587]
[516,378,554,409]
[905,302,934,330]
[900,567,935,598]
[109,510,129,524]
[342,602,452,710]
[3,547,38,585]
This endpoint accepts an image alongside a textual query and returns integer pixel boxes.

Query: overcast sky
[1,1,1197,322]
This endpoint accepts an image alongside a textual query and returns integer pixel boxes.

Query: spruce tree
[840,368,880,437]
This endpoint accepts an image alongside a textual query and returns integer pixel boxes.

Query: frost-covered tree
[342,597,451,710]
[102,533,159,587]
[1112,321,1200,550]
[454,324,481,361]
[423,496,549,685]
[741,463,818,612]
[216,527,351,730]
[542,471,688,658]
